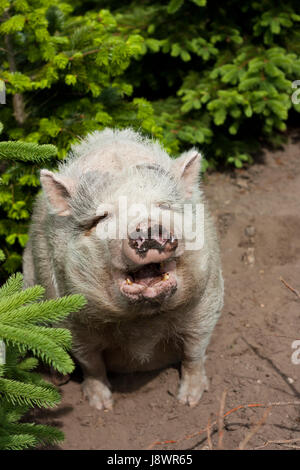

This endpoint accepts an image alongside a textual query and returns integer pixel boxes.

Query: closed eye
[158,203,171,210]
[158,202,182,213]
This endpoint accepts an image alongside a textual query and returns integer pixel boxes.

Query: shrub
[102,0,300,168]
[0,135,59,279]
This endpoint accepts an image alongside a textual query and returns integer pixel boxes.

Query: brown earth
[34,133,300,450]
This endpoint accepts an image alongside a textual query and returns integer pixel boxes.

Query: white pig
[23,128,224,410]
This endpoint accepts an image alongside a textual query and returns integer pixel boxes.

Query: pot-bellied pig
[23,129,224,410]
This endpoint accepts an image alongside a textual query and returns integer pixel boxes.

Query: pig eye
[158,203,171,210]
[84,212,108,231]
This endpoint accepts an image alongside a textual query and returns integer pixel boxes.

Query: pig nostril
[128,224,178,258]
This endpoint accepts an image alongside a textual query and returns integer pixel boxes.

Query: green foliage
[0,0,162,277]
[106,0,300,166]
[0,0,161,149]
[0,142,57,162]
[0,139,60,278]
[0,270,86,450]
[0,0,300,276]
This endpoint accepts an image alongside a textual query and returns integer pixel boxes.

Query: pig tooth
[126,278,133,285]
[162,272,169,281]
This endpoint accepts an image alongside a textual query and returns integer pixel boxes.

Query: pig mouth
[118,260,177,302]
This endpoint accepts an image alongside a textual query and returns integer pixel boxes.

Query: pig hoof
[177,375,209,407]
[82,378,113,411]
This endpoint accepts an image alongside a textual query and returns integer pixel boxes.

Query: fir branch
[5,421,64,444]
[0,285,45,315]
[0,421,64,449]
[0,272,23,297]
[0,142,58,163]
[0,432,38,450]
[17,356,39,372]
[0,323,74,374]
[0,294,86,325]
[0,377,61,407]
[0,402,29,424]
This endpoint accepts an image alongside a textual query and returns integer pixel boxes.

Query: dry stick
[280,277,300,300]
[146,401,300,450]
[217,390,227,450]
[280,444,300,449]
[254,437,300,450]
[238,406,272,450]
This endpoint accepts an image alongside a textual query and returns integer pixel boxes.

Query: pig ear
[173,149,202,198]
[40,170,74,216]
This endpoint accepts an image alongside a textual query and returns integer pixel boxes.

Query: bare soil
[35,134,300,450]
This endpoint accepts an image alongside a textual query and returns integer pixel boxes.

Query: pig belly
[103,340,182,373]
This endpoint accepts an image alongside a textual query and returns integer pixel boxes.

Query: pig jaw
[114,260,177,303]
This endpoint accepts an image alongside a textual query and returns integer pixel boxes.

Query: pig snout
[123,223,178,265]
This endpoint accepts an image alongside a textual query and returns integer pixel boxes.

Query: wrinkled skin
[23,129,224,410]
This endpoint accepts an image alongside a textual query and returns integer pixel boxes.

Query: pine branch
[0,273,23,297]
[0,401,29,424]
[6,421,64,444]
[0,285,45,315]
[0,294,86,324]
[0,377,61,407]
[0,323,74,374]
[0,421,64,450]
[0,141,58,163]
[0,432,38,450]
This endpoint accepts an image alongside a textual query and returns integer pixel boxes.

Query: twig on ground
[254,437,300,450]
[280,277,300,300]
[146,400,300,450]
[280,444,300,449]
[238,406,272,450]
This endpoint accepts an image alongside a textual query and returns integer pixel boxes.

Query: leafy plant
[102,0,300,167]
[0,133,59,279]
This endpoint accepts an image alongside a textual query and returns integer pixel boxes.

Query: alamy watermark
[0,339,6,365]
[291,340,300,365]
[0,80,6,105]
[291,80,300,105]
[94,198,205,251]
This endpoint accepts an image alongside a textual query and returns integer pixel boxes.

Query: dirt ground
[35,133,300,450]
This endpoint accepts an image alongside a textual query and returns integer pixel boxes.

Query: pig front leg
[177,328,213,407]
[76,347,113,411]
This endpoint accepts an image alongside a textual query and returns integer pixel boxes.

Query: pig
[22,128,224,411]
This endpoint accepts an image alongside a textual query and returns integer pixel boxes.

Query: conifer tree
[0,271,86,450]
[0,138,86,449]
[0,124,58,278]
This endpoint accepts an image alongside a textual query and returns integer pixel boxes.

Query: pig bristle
[59,128,172,180]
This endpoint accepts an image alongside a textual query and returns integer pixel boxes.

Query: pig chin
[114,259,177,303]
